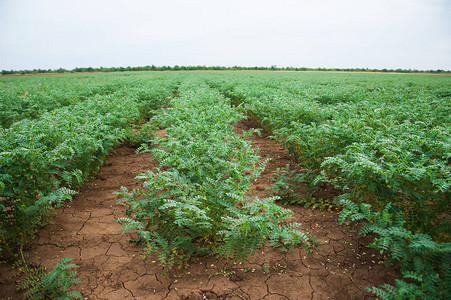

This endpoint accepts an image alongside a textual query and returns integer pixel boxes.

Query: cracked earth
[0,119,398,299]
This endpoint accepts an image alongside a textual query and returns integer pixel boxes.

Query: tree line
[1,65,449,75]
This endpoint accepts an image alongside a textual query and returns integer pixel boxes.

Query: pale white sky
[0,0,450,70]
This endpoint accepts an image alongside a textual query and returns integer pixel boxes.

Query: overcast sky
[1,0,450,71]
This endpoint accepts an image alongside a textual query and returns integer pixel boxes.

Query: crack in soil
[231,289,250,300]
[234,285,251,300]
[164,280,174,299]
[264,293,290,299]
[308,275,314,300]
[76,211,92,235]
[122,282,136,299]
[264,275,272,296]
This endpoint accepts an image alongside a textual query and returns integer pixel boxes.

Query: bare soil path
[1,120,398,300]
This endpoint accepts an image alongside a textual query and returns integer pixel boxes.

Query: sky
[0,0,450,71]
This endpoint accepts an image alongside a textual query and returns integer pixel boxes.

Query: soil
[0,119,398,300]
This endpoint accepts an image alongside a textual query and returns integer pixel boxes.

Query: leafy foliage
[338,197,450,299]
[269,164,306,204]
[117,80,312,272]
[15,257,82,299]
[0,73,179,258]
[206,71,450,298]
[268,164,334,210]
[219,196,310,257]
[2,71,450,297]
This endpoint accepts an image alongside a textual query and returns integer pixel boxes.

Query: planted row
[206,72,450,299]
[0,75,126,128]
[208,73,450,235]
[0,72,180,128]
[117,79,312,272]
[0,79,177,258]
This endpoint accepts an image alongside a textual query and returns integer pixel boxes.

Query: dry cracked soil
[0,119,398,299]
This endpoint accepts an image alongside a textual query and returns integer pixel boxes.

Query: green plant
[212,267,236,278]
[269,165,334,210]
[338,196,451,299]
[117,81,312,273]
[14,256,81,300]
[0,75,178,258]
[206,71,450,298]
[218,195,311,257]
[269,164,306,204]
[124,122,158,147]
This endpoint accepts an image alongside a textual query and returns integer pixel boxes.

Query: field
[0,71,450,299]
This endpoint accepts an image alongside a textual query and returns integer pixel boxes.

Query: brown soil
[0,120,398,300]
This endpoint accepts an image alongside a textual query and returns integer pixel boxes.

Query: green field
[1,71,450,299]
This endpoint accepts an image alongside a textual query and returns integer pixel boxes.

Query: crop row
[0,77,178,258]
[206,73,450,299]
[0,73,179,128]
[116,79,312,272]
